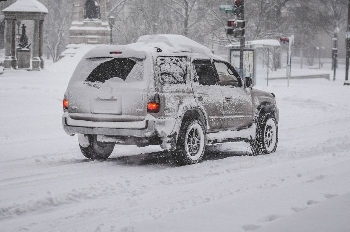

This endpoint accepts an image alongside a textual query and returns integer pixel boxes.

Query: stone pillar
[73,0,85,22]
[11,19,17,68]
[39,20,44,69]
[100,0,108,22]
[32,19,41,70]
[4,19,17,69]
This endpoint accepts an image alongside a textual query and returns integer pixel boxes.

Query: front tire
[172,120,206,165]
[79,135,115,160]
[251,113,278,155]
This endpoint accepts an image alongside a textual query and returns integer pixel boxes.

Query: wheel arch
[255,102,279,122]
[173,106,208,144]
[181,108,207,130]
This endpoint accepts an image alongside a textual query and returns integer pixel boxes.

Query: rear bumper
[63,113,156,137]
[62,112,177,148]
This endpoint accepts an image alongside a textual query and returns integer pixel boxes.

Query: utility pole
[345,0,350,85]
[239,0,245,79]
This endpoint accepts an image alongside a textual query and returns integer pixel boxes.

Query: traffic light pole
[222,0,245,78]
[239,0,245,80]
[345,0,350,85]
[332,29,339,81]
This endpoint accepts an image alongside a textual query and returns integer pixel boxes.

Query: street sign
[219,5,234,13]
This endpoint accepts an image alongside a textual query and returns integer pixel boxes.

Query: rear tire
[172,119,206,166]
[79,135,115,160]
[251,113,278,156]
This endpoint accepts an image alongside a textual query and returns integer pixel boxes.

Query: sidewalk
[266,68,330,80]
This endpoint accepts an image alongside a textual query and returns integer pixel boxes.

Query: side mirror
[245,77,253,88]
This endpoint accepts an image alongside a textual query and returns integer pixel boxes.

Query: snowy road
[1,56,350,231]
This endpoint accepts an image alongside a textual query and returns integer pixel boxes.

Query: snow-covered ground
[0,47,350,232]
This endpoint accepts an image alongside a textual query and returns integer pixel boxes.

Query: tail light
[147,94,160,113]
[63,99,69,110]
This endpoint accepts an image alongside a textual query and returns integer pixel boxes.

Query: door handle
[225,97,232,101]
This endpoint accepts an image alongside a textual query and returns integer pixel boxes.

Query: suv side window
[156,56,187,85]
[192,60,219,86]
[214,61,242,87]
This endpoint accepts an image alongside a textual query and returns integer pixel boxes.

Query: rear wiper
[84,81,101,89]
[86,57,113,61]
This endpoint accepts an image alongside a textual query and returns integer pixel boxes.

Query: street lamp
[108,16,115,44]
[316,47,325,69]
[345,0,350,85]
[332,27,340,81]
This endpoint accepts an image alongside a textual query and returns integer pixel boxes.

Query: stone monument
[2,0,48,70]
[17,24,31,69]
[69,0,110,44]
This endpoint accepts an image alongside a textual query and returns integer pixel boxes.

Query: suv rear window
[86,58,136,83]
[156,56,187,85]
[71,57,144,84]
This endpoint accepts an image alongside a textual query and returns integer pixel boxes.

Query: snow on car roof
[84,35,216,60]
[3,0,48,13]
[136,34,213,56]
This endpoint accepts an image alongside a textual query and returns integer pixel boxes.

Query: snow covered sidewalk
[258,67,330,81]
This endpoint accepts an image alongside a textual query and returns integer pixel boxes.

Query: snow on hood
[3,0,48,13]
[136,34,213,56]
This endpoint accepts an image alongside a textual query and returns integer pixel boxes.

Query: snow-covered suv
[62,34,278,165]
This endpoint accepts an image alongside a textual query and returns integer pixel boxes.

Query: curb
[268,74,330,80]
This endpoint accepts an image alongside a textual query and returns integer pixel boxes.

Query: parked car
[62,34,278,165]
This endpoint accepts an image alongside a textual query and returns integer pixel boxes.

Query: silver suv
[62,35,278,165]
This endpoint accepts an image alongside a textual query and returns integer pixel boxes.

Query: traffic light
[280,37,289,44]
[226,19,245,37]
[233,0,244,17]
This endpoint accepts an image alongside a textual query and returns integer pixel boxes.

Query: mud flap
[78,134,90,148]
[161,132,177,151]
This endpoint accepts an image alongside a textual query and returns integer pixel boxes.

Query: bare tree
[41,0,72,62]
[317,0,347,36]
[107,0,128,16]
[247,0,293,40]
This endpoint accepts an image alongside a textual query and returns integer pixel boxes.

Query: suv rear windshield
[71,57,144,84]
